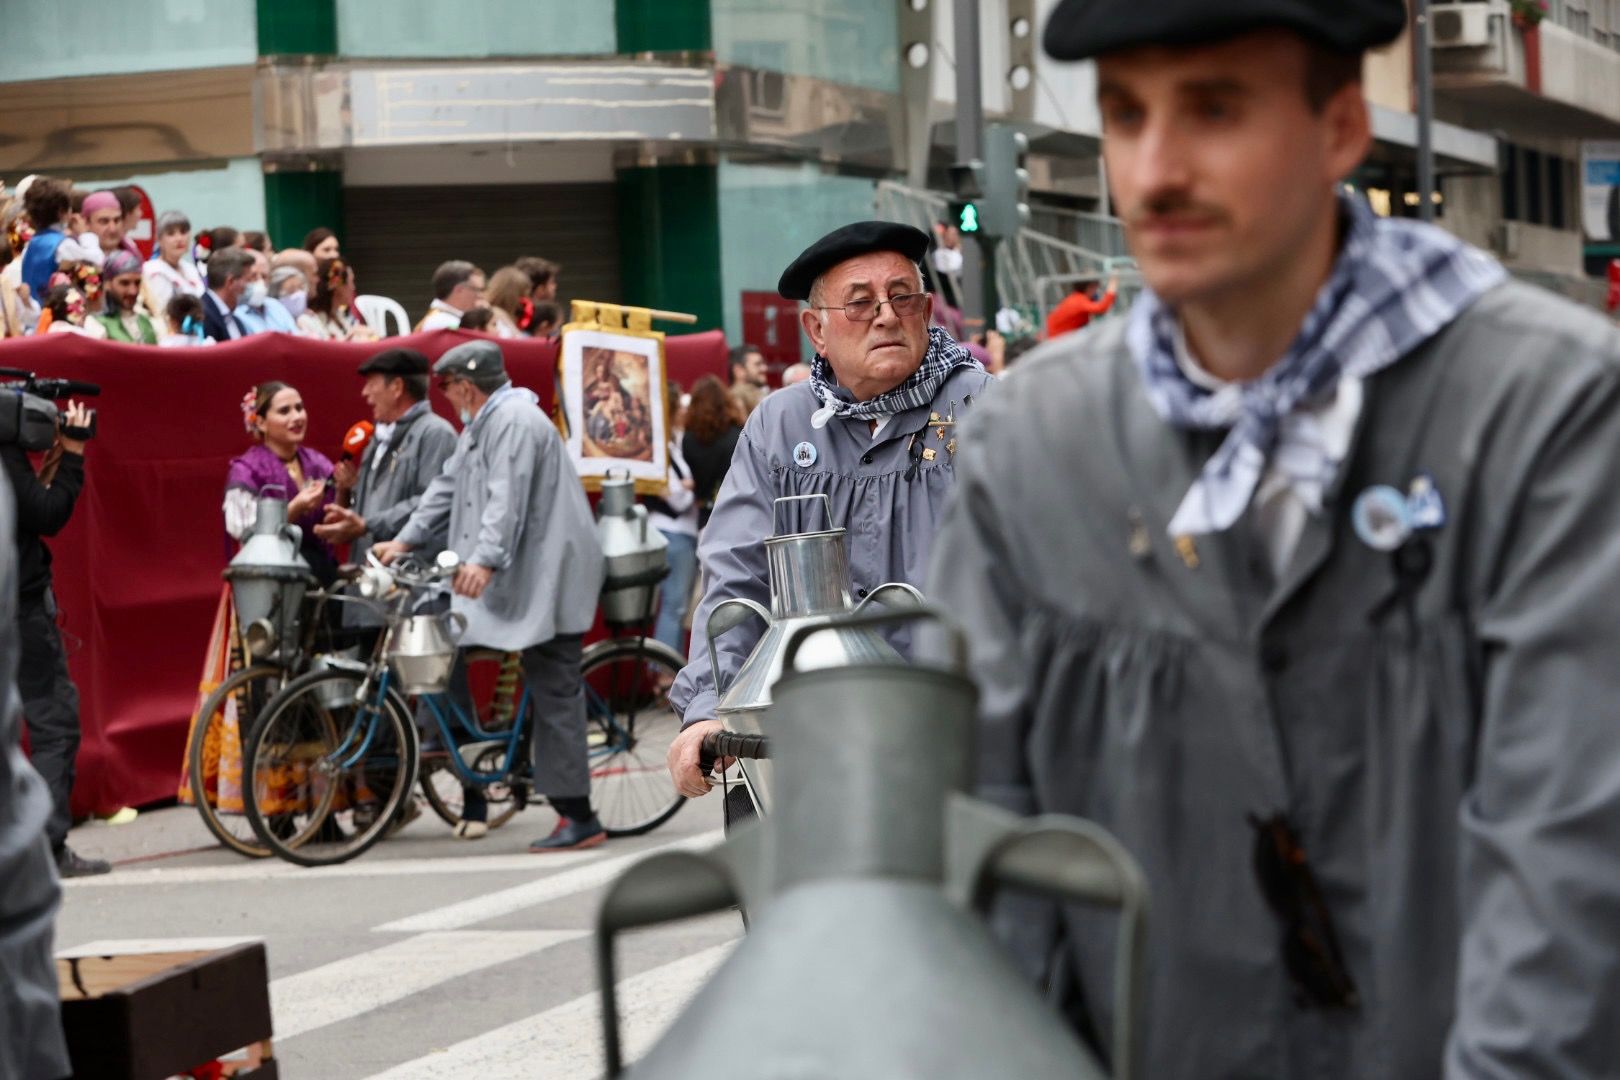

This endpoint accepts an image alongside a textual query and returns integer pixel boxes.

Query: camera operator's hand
[314,505,367,544]
[58,402,91,455]
[287,478,325,520]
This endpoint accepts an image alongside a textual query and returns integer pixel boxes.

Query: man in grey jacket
[927,2,1620,1077]
[375,340,607,852]
[315,347,458,562]
[665,221,993,797]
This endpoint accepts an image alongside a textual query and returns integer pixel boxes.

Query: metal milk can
[595,608,1149,1079]
[706,494,921,814]
[596,468,670,626]
[222,493,312,661]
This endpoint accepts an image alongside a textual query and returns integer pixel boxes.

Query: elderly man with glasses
[665,220,992,798]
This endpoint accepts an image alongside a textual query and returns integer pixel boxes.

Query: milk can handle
[441,611,468,645]
[968,817,1150,1080]
[596,850,737,1076]
[780,604,967,675]
[705,597,771,696]
[604,465,631,483]
[771,493,834,537]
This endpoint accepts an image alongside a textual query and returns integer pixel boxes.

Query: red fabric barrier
[0,328,727,814]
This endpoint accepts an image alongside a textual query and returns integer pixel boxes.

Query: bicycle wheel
[243,669,418,867]
[419,744,521,831]
[582,637,686,837]
[187,663,289,858]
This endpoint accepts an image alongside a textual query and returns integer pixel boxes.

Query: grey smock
[926,281,1620,1078]
[0,474,71,1079]
[396,384,604,651]
[671,367,994,725]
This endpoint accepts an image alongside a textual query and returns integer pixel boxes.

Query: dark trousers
[18,589,80,853]
[443,633,589,802]
[522,634,588,800]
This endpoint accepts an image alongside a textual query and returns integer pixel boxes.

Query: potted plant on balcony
[1510,0,1548,30]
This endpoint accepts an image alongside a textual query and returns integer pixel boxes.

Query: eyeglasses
[1248,813,1360,1010]
[814,292,927,322]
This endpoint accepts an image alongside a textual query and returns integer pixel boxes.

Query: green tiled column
[257,0,336,55]
[616,0,711,53]
[616,165,724,332]
[263,170,344,251]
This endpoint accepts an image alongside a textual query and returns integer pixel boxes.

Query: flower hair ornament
[194,232,213,264]
[241,389,260,434]
[324,258,349,293]
[70,263,102,304]
[5,214,33,256]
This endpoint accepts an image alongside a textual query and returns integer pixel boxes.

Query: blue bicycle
[240,555,688,867]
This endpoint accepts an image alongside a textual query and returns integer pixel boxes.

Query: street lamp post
[1415,0,1437,223]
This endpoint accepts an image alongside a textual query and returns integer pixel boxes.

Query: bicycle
[240,553,689,866]
[184,582,358,859]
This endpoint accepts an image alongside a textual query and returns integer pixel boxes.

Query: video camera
[0,368,100,452]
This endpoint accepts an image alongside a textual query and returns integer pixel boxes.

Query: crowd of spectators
[0,175,566,348]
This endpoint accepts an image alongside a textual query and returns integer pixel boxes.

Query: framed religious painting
[557,323,670,493]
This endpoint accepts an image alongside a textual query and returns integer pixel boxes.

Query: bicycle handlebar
[698,729,770,774]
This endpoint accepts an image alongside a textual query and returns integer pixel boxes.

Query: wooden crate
[57,943,276,1080]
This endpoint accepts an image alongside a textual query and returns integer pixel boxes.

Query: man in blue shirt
[233,248,298,335]
[18,177,72,300]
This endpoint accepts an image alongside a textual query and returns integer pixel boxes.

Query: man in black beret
[316,346,458,568]
[664,221,993,801]
[930,2,1620,1077]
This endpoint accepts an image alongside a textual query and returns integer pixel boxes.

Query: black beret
[357,347,430,377]
[1044,0,1406,61]
[777,220,931,301]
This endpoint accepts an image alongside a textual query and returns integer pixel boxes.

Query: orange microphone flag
[341,420,374,460]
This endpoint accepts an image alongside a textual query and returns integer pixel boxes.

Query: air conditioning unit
[1432,4,1494,48]
[1493,220,1521,259]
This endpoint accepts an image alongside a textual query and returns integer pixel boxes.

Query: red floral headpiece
[241,389,259,434]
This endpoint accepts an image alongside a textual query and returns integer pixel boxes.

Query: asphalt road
[56,792,739,1078]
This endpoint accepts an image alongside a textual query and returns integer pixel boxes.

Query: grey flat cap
[434,339,507,385]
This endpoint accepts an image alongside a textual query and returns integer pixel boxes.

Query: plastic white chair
[353,294,410,337]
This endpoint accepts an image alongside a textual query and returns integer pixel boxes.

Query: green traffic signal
[959,203,980,233]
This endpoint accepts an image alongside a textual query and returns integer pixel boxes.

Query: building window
[1502,144,1520,223]
[1525,148,1545,226]
[1548,154,1567,230]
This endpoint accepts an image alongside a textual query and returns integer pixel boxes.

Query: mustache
[1126,191,1230,228]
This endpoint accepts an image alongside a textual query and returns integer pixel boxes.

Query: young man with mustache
[928,1,1620,1076]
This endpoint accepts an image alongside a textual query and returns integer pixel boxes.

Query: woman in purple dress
[223,381,338,585]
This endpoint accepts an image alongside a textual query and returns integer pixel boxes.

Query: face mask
[279,289,308,318]
[244,280,268,308]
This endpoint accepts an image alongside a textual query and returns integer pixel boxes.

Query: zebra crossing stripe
[360,941,735,1079]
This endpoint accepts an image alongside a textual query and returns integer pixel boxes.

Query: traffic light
[948,200,981,234]
[982,123,1031,239]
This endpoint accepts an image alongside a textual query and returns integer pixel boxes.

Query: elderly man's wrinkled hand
[453,563,493,599]
[668,719,725,799]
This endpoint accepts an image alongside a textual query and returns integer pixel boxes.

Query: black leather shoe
[529,815,606,853]
[56,846,112,878]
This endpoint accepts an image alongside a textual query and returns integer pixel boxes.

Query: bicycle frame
[417,679,534,786]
